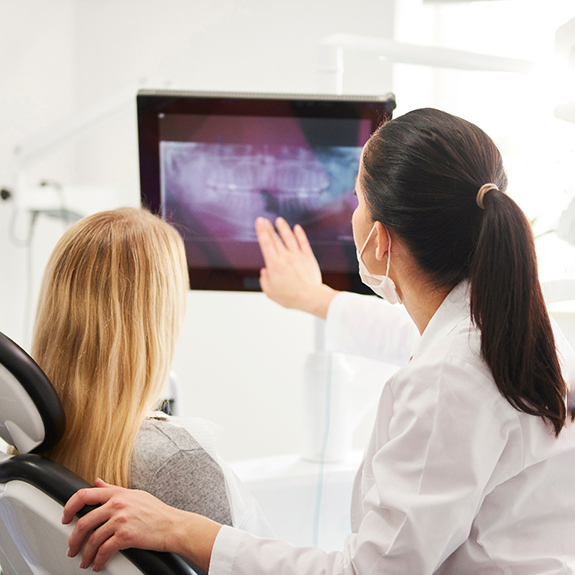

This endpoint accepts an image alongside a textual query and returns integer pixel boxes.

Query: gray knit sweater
[130,419,233,526]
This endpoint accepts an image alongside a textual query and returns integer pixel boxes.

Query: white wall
[0,0,394,461]
[0,1,77,345]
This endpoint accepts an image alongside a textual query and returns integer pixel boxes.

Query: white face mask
[356,224,402,304]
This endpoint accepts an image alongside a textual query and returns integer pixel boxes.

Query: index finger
[62,487,113,525]
[255,217,285,267]
[293,224,314,256]
[275,217,299,252]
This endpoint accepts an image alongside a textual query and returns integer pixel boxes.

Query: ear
[374,222,390,261]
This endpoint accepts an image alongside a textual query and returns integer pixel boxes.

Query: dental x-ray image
[157,112,369,280]
[161,141,361,272]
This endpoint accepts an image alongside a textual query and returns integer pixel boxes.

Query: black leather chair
[0,331,200,575]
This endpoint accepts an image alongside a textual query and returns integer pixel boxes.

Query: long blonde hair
[33,208,189,487]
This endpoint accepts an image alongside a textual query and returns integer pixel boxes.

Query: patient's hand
[63,478,220,572]
[255,217,339,319]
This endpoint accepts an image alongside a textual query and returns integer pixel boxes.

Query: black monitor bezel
[138,90,396,293]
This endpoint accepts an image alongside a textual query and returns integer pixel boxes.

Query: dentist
[63,108,575,574]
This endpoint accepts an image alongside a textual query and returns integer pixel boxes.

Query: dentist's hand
[255,217,339,319]
[63,478,220,572]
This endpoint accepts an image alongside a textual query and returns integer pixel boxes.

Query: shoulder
[396,321,491,392]
[131,419,233,524]
[131,419,207,490]
[137,419,205,449]
[373,324,525,488]
[136,418,204,451]
[390,320,519,430]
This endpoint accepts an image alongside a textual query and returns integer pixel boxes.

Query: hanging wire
[22,211,39,346]
[8,208,37,248]
[312,352,333,548]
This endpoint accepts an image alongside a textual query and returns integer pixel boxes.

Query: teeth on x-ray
[161,141,360,244]
[273,148,330,218]
[164,143,332,239]
[206,145,329,211]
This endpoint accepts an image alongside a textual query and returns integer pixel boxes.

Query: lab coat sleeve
[209,357,514,575]
[325,292,419,365]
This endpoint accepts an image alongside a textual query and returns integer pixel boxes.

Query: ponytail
[362,108,570,436]
[469,191,568,436]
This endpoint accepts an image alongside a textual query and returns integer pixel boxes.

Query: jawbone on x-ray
[161,142,361,270]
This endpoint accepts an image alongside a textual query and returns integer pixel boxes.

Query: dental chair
[0,331,199,575]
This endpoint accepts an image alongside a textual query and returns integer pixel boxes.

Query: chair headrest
[0,332,65,454]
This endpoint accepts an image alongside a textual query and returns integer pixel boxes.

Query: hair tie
[476,183,499,209]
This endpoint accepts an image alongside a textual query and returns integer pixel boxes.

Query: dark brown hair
[361,108,568,436]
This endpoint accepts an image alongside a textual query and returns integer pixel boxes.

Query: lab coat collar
[412,280,471,362]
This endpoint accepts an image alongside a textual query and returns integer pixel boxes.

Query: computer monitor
[138,90,396,292]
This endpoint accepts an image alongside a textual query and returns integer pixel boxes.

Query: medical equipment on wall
[1,79,173,345]
[3,78,176,221]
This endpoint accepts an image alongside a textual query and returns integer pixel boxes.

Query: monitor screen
[138,90,396,292]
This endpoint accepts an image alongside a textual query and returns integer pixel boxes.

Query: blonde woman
[33,208,234,526]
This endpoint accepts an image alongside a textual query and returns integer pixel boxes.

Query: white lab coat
[210,282,575,575]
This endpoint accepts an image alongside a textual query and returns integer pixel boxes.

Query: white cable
[312,351,333,547]
[23,212,38,346]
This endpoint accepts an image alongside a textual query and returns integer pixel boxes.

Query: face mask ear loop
[385,227,392,277]
[359,224,377,258]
